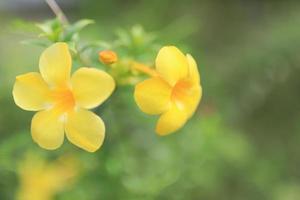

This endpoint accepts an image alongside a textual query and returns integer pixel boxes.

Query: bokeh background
[1,0,300,199]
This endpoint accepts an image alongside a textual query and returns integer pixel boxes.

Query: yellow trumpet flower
[13,42,115,152]
[16,153,78,200]
[134,46,202,135]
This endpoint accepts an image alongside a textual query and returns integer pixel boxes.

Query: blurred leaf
[36,18,63,42]
[79,41,113,53]
[21,39,51,47]
[62,19,94,42]
[9,19,39,34]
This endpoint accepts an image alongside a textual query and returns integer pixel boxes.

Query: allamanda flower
[13,42,115,152]
[17,153,78,200]
[134,46,202,135]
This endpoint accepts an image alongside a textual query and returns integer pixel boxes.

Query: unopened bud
[99,50,118,65]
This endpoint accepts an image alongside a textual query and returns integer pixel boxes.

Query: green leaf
[72,19,94,32]
[35,18,63,42]
[62,19,94,42]
[115,28,131,47]
[9,19,39,33]
[21,39,51,47]
[36,23,52,35]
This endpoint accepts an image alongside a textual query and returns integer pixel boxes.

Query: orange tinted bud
[99,50,118,64]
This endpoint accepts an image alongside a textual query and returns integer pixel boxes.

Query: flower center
[171,79,193,108]
[51,87,76,113]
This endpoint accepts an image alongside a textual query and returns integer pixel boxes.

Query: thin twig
[45,0,69,25]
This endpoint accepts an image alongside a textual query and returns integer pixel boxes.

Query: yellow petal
[39,42,71,87]
[186,54,200,83]
[31,109,64,150]
[155,103,188,136]
[155,46,189,86]
[71,68,115,109]
[134,77,172,115]
[13,72,51,111]
[65,109,105,152]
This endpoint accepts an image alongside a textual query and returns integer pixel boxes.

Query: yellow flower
[134,46,202,136]
[16,153,78,200]
[13,42,115,152]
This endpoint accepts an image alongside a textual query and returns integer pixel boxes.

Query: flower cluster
[13,23,202,152]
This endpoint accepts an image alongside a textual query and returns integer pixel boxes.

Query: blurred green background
[1,0,300,199]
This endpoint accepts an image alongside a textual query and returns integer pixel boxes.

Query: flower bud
[99,50,118,65]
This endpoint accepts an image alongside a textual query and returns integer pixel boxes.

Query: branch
[45,0,69,25]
